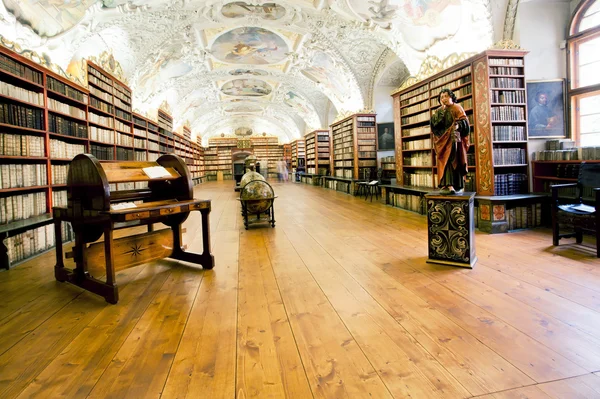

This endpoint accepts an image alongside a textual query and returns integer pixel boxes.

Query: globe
[239,170,265,189]
[240,180,274,214]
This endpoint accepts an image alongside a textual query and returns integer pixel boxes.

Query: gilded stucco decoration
[473,59,493,195]
[394,52,477,94]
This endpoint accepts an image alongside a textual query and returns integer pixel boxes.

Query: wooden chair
[551,162,600,257]
[365,168,383,202]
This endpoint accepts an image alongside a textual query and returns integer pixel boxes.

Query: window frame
[568,0,600,144]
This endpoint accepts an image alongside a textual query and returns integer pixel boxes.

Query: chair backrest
[579,162,600,188]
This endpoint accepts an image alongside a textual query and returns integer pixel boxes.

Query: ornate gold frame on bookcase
[393,53,477,95]
[87,50,128,86]
[473,58,494,196]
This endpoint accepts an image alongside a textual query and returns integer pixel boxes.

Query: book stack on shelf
[331,113,377,181]
[147,120,160,160]
[304,129,331,176]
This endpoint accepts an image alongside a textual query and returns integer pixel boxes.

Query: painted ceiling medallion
[229,68,269,76]
[221,79,272,97]
[225,105,263,113]
[221,2,286,20]
[235,127,253,136]
[211,27,288,65]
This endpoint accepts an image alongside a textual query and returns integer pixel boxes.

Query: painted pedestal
[425,191,477,268]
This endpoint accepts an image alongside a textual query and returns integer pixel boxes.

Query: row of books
[493,148,526,165]
[116,147,133,160]
[49,114,87,138]
[489,66,522,75]
[490,90,525,103]
[0,164,47,189]
[48,98,86,119]
[403,152,433,166]
[430,66,471,90]
[403,171,436,187]
[403,137,432,150]
[0,80,44,106]
[90,96,113,114]
[47,76,88,104]
[52,189,67,207]
[494,173,527,195]
[0,191,46,224]
[117,132,133,147]
[491,106,525,121]
[5,224,72,264]
[89,111,114,128]
[533,149,579,161]
[0,101,44,130]
[91,144,114,160]
[50,139,85,159]
[0,133,44,157]
[388,192,424,214]
[490,78,523,89]
[90,125,114,143]
[492,125,525,141]
[51,164,69,185]
[489,58,524,66]
[325,179,351,192]
[0,53,43,85]
[505,204,543,230]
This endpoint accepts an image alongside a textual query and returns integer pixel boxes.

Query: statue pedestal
[425,192,477,268]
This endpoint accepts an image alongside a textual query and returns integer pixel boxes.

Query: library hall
[1,0,600,398]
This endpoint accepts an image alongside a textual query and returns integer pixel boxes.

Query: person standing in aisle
[430,88,470,195]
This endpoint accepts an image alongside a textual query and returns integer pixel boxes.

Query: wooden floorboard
[0,180,599,398]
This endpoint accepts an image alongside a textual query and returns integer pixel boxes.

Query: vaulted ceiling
[0,0,494,144]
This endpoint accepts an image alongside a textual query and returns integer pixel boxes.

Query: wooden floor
[1,181,600,398]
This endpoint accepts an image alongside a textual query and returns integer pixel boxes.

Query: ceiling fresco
[0,0,494,144]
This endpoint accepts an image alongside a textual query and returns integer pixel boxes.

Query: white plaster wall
[514,0,573,188]
[373,85,396,167]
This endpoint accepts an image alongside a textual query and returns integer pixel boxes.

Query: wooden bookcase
[290,138,305,173]
[206,137,236,180]
[304,129,331,176]
[250,136,282,179]
[380,155,396,182]
[393,49,529,197]
[331,113,377,180]
[0,46,205,268]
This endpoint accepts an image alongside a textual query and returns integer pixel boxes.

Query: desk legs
[170,209,215,270]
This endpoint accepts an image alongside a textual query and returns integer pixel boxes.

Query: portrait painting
[221,2,286,20]
[526,79,566,138]
[377,122,395,151]
[211,27,288,65]
[221,79,272,97]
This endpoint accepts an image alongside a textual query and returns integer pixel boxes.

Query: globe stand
[238,180,277,230]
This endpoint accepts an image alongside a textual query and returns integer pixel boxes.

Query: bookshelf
[0,46,205,268]
[290,138,305,173]
[304,129,331,176]
[331,113,377,180]
[380,155,396,182]
[393,50,530,199]
[250,136,282,179]
[206,137,236,180]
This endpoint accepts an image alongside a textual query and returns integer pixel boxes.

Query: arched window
[569,0,600,146]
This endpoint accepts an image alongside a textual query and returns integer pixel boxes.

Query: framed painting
[526,79,567,138]
[377,122,395,150]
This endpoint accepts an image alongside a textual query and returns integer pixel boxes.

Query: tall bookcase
[392,49,529,196]
[250,136,282,178]
[304,129,331,175]
[0,45,205,268]
[283,143,292,172]
[331,113,377,180]
[206,137,236,180]
[291,138,305,173]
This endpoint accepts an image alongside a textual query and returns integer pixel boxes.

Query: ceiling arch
[0,0,494,143]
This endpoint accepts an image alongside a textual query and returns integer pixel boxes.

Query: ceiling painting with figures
[0,0,494,144]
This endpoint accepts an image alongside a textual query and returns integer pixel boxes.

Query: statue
[430,88,470,195]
